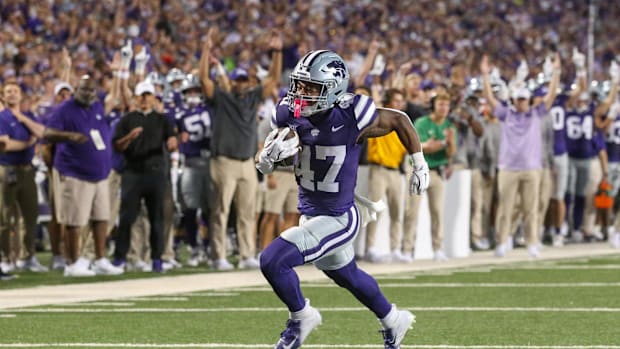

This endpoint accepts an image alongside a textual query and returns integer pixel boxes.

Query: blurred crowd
[1,0,620,280]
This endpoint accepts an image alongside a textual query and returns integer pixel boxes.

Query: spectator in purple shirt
[0,80,85,273]
[46,76,124,277]
[0,81,41,272]
[480,53,561,258]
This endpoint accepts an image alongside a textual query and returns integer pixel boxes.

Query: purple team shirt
[273,94,377,216]
[606,112,620,163]
[0,109,36,165]
[47,98,112,181]
[550,94,568,156]
[494,102,547,171]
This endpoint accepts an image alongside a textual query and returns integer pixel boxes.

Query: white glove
[256,128,300,174]
[256,128,280,174]
[494,79,509,101]
[369,53,385,76]
[610,60,620,84]
[543,55,554,79]
[515,60,529,83]
[134,47,150,75]
[256,151,275,174]
[572,47,585,70]
[263,128,300,163]
[120,40,133,70]
[409,152,430,195]
[489,67,502,85]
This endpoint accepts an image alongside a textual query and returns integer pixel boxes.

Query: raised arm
[570,47,588,99]
[59,47,72,84]
[105,52,123,115]
[480,55,499,111]
[261,31,283,99]
[199,28,216,99]
[595,61,620,120]
[212,55,231,93]
[543,52,562,110]
[353,40,380,88]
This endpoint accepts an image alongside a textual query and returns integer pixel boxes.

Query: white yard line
[1,242,618,309]
[62,302,135,307]
[233,282,620,291]
[0,344,619,348]
[6,306,620,313]
[184,292,240,297]
[124,297,188,301]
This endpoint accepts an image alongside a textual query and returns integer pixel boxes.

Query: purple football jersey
[273,94,377,216]
[605,114,620,163]
[565,103,598,159]
[176,105,212,158]
[550,95,568,156]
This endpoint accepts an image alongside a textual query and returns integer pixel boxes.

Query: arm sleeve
[352,94,377,132]
[45,107,64,130]
[112,114,129,142]
[164,113,176,138]
[272,98,291,129]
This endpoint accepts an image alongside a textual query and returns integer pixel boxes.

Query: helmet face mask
[287,50,349,117]
[181,75,203,106]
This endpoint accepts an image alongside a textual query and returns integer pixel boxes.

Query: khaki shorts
[53,169,110,227]
[263,171,299,214]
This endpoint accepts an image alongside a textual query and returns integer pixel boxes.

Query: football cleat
[380,309,415,349]
[275,300,321,349]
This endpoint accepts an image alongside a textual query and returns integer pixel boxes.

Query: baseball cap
[53,81,73,96]
[511,87,531,100]
[229,67,249,81]
[135,81,155,96]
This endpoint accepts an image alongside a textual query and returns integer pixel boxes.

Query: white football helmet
[287,50,350,117]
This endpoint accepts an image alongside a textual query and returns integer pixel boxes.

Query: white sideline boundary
[6,306,620,313]
[234,282,620,291]
[0,344,619,348]
[0,242,618,309]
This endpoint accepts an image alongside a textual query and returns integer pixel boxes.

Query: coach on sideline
[480,54,561,258]
[112,80,177,273]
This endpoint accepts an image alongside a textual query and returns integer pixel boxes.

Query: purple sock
[259,237,306,312]
[323,260,392,318]
[573,195,585,231]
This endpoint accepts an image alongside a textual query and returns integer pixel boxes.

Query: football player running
[256,50,430,349]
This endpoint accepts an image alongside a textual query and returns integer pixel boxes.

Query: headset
[429,95,437,112]
[382,88,402,107]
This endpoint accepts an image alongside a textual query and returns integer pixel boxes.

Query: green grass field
[1,254,620,348]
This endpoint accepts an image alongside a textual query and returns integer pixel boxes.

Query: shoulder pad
[336,93,355,109]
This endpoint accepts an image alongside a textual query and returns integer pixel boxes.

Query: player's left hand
[263,128,300,163]
[410,153,430,195]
